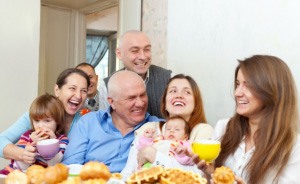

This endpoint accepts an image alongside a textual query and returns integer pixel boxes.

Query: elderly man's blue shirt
[62,109,160,173]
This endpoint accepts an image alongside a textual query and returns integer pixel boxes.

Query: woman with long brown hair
[194,55,300,184]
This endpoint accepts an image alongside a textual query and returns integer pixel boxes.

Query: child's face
[164,118,188,141]
[33,117,57,133]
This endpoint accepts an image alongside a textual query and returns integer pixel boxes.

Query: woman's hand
[235,176,246,184]
[191,153,215,179]
[137,146,157,169]
[22,142,37,164]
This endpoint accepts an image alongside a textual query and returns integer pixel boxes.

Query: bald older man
[62,70,161,173]
[98,30,172,118]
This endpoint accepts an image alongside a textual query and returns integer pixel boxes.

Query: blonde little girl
[0,93,68,174]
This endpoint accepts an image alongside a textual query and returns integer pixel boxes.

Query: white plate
[67,164,83,176]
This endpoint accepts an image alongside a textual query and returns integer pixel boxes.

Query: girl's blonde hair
[29,93,65,135]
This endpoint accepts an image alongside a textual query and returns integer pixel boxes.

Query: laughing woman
[0,68,89,165]
[193,55,300,184]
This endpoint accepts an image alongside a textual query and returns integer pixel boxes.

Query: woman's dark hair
[56,68,90,89]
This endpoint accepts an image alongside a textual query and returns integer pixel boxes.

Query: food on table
[160,168,207,184]
[26,164,45,184]
[111,173,123,180]
[213,166,235,184]
[5,170,29,184]
[79,161,111,181]
[126,165,164,184]
[44,163,69,184]
[59,176,81,184]
[126,166,207,184]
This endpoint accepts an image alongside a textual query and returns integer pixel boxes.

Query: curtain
[86,35,108,67]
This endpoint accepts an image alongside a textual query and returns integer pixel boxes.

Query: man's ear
[115,48,122,60]
[107,97,115,109]
[54,84,60,97]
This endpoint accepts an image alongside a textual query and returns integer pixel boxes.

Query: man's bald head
[108,70,145,99]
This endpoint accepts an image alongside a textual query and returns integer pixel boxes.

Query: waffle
[126,166,164,184]
[160,168,207,184]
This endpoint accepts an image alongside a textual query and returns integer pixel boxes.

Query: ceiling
[41,0,106,9]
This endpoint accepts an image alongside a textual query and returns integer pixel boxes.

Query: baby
[0,93,69,175]
[137,116,193,166]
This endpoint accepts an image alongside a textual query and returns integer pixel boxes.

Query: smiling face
[55,73,88,116]
[164,118,188,141]
[108,71,148,129]
[77,65,98,98]
[165,78,195,121]
[116,31,151,79]
[235,69,264,122]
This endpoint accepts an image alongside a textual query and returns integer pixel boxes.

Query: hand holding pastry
[30,128,50,142]
[40,126,56,139]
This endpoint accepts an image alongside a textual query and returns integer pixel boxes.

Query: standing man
[76,63,99,112]
[98,30,172,118]
[62,70,161,172]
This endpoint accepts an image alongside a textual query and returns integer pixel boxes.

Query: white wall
[168,0,300,126]
[0,0,40,167]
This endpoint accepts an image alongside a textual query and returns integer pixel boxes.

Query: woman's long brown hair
[215,55,298,184]
[160,74,207,130]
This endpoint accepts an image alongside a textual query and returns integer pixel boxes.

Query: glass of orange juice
[191,139,221,163]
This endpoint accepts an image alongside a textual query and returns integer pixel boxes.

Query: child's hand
[41,127,57,139]
[30,128,49,142]
[143,128,155,138]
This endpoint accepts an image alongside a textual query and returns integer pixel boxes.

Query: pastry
[160,168,207,184]
[5,170,29,184]
[36,128,50,139]
[58,177,81,184]
[213,166,235,184]
[82,178,107,184]
[111,173,123,180]
[79,161,111,181]
[126,165,164,184]
[44,163,69,184]
[26,164,46,184]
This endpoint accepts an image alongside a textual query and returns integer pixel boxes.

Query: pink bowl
[36,139,59,159]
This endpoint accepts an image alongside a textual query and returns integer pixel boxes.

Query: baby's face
[164,119,188,141]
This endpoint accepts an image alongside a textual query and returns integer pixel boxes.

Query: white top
[121,123,213,180]
[213,119,300,184]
